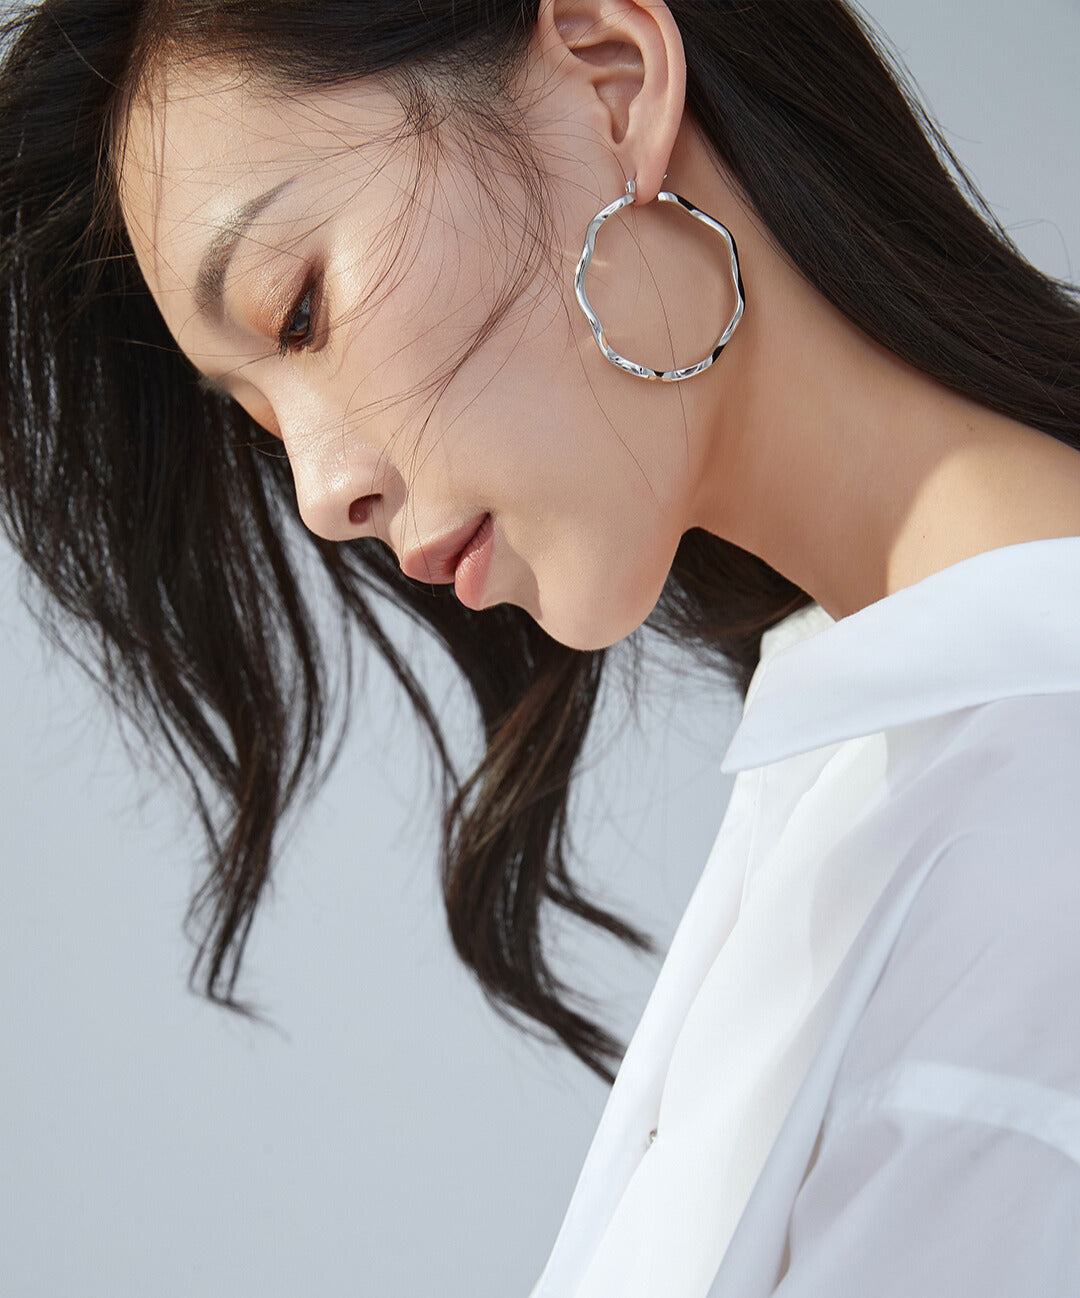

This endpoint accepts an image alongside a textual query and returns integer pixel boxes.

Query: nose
[281,423,396,545]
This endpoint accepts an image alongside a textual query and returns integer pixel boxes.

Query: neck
[680,158,1080,622]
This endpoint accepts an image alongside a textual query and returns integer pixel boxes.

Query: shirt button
[648,1128,658,1146]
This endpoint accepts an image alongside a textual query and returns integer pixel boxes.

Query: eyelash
[276,273,323,358]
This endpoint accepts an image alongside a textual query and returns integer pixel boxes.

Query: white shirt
[530,535,1080,1298]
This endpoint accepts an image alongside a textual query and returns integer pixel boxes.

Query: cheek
[530,512,680,650]
[445,339,694,647]
[511,456,684,650]
[386,220,694,646]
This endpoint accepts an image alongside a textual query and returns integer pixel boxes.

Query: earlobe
[535,0,686,204]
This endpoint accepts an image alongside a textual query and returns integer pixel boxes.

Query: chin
[533,579,667,653]
[540,621,633,653]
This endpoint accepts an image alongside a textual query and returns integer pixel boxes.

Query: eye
[276,277,320,357]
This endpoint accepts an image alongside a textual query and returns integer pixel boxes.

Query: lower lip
[454,514,494,610]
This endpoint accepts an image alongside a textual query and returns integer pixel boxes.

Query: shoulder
[771,695,1080,1295]
[925,689,1080,837]
[835,707,1080,1093]
[876,689,1080,975]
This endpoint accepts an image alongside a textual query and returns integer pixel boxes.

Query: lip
[452,513,494,610]
[399,513,490,586]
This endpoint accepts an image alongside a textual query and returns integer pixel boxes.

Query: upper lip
[399,514,489,585]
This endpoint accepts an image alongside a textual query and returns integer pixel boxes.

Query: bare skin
[543,0,1080,622]
[118,0,1080,650]
[680,150,1080,622]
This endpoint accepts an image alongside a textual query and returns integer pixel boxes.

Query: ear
[531,0,687,204]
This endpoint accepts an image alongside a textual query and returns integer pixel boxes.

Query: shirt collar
[720,535,1080,773]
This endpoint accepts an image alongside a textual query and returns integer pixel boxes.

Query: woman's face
[119,55,735,650]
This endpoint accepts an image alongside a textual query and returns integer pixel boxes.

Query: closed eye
[277,272,323,357]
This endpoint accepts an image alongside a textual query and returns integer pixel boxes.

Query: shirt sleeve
[773,800,1080,1297]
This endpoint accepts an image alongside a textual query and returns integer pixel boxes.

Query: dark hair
[2,1,1078,1083]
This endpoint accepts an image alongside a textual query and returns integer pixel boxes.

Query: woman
[2,0,1079,1293]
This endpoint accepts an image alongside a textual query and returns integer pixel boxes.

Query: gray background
[2,2,1078,1295]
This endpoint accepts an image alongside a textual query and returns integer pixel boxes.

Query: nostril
[349,494,379,528]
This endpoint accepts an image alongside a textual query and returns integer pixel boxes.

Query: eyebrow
[194,177,296,322]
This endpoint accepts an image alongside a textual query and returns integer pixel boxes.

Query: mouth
[399,512,491,587]
[452,513,495,610]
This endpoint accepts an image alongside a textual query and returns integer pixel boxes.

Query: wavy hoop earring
[573,177,746,382]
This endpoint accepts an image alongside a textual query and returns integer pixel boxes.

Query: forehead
[116,57,409,302]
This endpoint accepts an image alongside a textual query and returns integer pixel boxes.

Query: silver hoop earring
[573,177,745,382]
